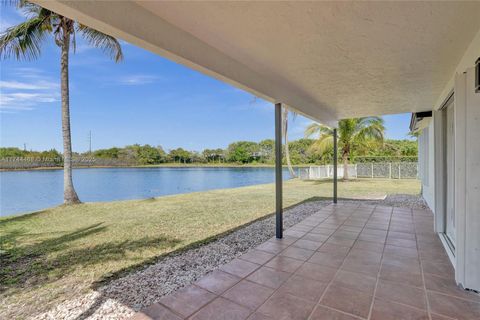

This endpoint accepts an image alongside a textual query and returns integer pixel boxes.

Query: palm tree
[282,106,296,178]
[0,1,123,204]
[305,117,385,180]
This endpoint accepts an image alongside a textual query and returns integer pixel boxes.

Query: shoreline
[0,163,313,172]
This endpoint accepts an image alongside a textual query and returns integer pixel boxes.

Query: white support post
[398,164,401,179]
[371,163,374,178]
[389,163,392,179]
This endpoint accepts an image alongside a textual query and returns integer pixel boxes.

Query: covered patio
[31,1,480,319]
[134,202,479,320]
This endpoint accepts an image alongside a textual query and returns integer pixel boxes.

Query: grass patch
[0,178,419,318]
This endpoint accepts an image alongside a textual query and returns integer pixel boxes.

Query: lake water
[0,167,291,217]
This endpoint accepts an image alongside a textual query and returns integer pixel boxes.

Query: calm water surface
[0,167,291,217]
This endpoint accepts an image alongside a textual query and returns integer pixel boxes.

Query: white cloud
[0,14,21,32]
[0,19,14,31]
[2,92,58,103]
[0,80,58,90]
[0,92,59,110]
[0,70,59,112]
[12,67,47,79]
[117,74,158,85]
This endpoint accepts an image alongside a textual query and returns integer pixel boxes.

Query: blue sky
[0,6,413,153]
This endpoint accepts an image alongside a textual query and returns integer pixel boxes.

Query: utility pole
[88,130,92,154]
[23,143,26,151]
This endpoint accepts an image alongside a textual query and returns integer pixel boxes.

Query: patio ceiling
[34,1,480,125]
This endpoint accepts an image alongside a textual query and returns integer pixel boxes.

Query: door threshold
[438,232,456,267]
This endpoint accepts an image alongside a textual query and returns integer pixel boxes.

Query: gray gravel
[33,194,427,320]
[340,194,429,210]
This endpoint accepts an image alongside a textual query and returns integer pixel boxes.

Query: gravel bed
[340,194,429,210]
[33,194,427,320]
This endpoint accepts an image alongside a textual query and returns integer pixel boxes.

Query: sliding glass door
[444,100,456,247]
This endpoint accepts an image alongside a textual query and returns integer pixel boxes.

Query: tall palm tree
[0,1,123,204]
[305,117,385,180]
[282,106,296,178]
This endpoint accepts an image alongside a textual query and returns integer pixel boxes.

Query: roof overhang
[33,1,480,126]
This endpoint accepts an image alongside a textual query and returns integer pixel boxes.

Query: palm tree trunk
[343,154,349,180]
[61,28,80,204]
[282,107,296,178]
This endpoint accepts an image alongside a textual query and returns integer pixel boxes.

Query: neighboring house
[34,1,480,293]
[412,54,480,292]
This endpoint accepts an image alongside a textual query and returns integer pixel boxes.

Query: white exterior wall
[419,28,480,291]
[433,29,480,111]
[454,68,480,291]
[418,120,435,212]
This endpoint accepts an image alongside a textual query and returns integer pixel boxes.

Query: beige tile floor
[132,203,480,320]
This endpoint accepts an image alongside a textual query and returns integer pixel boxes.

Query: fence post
[389,163,392,179]
[398,164,401,179]
[371,163,374,178]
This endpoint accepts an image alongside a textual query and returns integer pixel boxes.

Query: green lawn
[0,178,420,318]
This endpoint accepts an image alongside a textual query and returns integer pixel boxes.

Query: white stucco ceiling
[34,1,480,125]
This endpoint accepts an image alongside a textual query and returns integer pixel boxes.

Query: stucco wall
[434,28,480,110]
[419,120,436,212]
[454,67,480,291]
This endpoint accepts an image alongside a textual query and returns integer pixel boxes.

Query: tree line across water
[0,138,417,167]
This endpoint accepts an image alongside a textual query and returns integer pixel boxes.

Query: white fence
[298,162,418,180]
[298,164,357,180]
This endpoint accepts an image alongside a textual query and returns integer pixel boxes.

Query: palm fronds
[1,2,123,62]
[0,10,52,60]
[77,24,123,62]
[310,134,334,155]
[305,116,385,160]
[304,123,332,139]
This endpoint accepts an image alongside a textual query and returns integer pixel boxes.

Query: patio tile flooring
[132,203,480,320]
